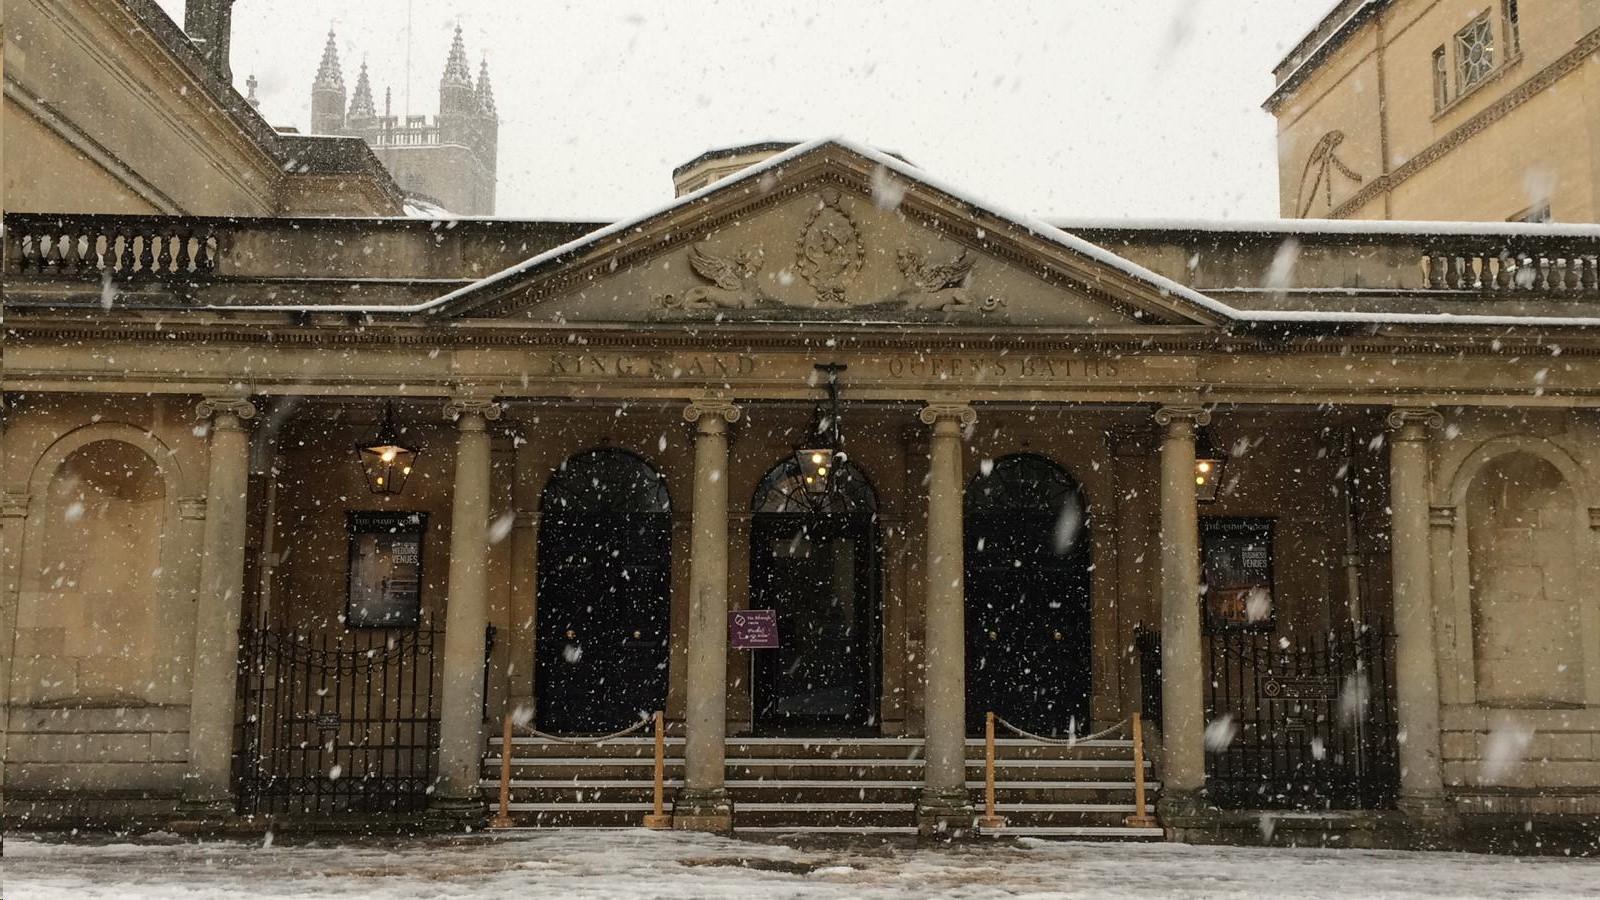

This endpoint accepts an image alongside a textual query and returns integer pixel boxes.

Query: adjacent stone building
[1268,0,1600,222]
[1,0,402,216]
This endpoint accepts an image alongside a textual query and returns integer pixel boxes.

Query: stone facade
[4,139,1600,845]
[1268,0,1600,222]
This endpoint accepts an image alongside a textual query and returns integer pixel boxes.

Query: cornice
[1332,27,1600,219]
[8,319,1600,360]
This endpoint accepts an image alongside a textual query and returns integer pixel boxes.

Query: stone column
[1153,405,1208,814]
[432,397,502,816]
[1386,408,1447,815]
[917,401,976,835]
[183,396,256,811]
[674,398,740,832]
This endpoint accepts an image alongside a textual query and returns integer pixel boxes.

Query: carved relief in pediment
[653,190,1001,318]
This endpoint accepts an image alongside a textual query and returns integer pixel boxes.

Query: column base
[1397,794,1460,849]
[917,787,974,839]
[672,788,733,833]
[170,794,238,833]
[1156,789,1210,823]
[427,793,489,830]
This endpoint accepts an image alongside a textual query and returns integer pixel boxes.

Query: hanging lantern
[356,401,418,495]
[795,363,847,495]
[1194,423,1226,503]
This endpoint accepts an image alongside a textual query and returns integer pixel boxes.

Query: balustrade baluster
[156,232,174,274]
[117,230,136,273]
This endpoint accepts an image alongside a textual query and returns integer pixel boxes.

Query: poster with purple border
[729,609,779,649]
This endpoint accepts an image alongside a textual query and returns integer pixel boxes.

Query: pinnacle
[476,58,497,117]
[314,28,344,90]
[443,24,473,86]
[349,62,376,120]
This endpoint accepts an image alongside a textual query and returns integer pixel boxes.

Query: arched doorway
[964,454,1092,736]
[536,449,672,734]
[750,458,881,733]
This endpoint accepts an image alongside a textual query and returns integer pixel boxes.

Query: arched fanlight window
[541,449,671,516]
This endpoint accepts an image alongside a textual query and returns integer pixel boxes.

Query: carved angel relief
[896,248,1004,313]
[656,243,768,310]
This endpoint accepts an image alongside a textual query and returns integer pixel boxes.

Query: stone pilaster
[432,397,502,819]
[183,396,256,812]
[1153,405,1208,816]
[674,398,740,832]
[917,401,977,836]
[1386,408,1449,820]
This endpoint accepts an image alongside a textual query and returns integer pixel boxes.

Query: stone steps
[481,735,1162,839]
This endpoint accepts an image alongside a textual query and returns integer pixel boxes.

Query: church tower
[310,30,347,135]
[306,25,498,213]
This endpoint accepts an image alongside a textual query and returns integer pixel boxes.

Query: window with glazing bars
[1456,14,1494,91]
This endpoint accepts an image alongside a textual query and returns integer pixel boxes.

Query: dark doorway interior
[964,454,1092,736]
[749,458,881,734]
[535,449,671,734]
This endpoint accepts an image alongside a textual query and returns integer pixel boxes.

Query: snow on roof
[421,135,1238,320]
[1053,216,1600,239]
[195,136,1600,328]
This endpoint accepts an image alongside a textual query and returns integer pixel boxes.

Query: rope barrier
[993,715,1130,745]
[513,716,654,744]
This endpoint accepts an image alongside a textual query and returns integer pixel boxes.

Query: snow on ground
[5,829,1598,899]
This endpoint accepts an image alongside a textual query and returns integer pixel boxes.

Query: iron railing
[234,627,441,817]
[1203,621,1398,811]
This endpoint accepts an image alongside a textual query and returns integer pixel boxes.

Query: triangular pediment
[432,139,1232,329]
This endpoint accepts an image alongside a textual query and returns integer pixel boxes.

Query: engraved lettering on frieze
[544,353,758,379]
[895,247,1004,313]
[882,355,1118,380]
[795,189,863,304]
[655,243,769,311]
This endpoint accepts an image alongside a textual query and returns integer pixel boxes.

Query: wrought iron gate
[234,627,441,816]
[1204,623,1398,810]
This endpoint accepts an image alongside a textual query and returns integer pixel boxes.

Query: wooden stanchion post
[977,710,1006,831]
[489,710,515,829]
[643,711,672,829]
[1125,712,1159,828]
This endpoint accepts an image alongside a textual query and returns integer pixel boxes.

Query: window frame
[1431,45,1450,111]
[1455,12,1496,94]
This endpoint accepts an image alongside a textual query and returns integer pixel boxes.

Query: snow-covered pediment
[433,139,1231,328]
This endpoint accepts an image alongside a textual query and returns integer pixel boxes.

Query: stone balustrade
[6,212,1599,308]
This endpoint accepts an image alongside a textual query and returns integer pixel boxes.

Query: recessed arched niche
[37,439,166,704]
[1467,451,1584,707]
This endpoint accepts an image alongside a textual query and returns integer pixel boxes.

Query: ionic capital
[1386,408,1444,439]
[918,402,977,428]
[683,399,741,428]
[445,397,503,426]
[195,396,256,428]
[1153,405,1210,428]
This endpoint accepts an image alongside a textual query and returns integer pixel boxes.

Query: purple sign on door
[729,609,779,649]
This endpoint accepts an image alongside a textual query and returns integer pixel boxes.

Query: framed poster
[1200,516,1275,631]
[346,511,427,628]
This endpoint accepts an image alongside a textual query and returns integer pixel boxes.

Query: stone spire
[442,25,473,88]
[310,29,348,134]
[348,62,376,122]
[314,29,344,91]
[476,58,497,119]
[438,24,476,123]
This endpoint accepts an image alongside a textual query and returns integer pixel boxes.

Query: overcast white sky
[157,1,1333,221]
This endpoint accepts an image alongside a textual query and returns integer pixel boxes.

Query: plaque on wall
[346,511,427,628]
[1200,516,1275,631]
